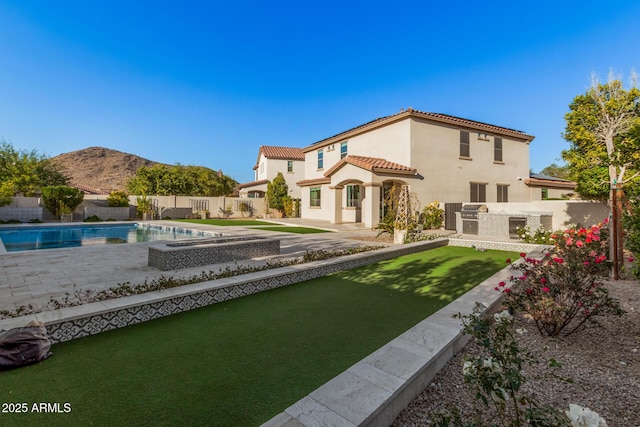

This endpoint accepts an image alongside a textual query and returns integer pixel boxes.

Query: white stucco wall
[303,120,412,181]
[300,184,331,221]
[408,118,531,206]
[254,154,302,199]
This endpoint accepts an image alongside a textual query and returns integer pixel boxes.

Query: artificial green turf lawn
[250,226,331,234]
[176,219,275,226]
[1,246,517,427]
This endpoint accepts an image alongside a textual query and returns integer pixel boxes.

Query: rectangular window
[460,131,470,157]
[497,184,508,202]
[340,141,348,159]
[470,182,486,202]
[287,160,293,173]
[346,184,360,207]
[494,137,503,162]
[541,188,549,199]
[317,150,324,169]
[310,187,321,207]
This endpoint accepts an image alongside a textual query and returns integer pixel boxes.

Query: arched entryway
[335,179,364,223]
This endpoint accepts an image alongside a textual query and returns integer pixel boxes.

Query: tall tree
[0,140,67,204]
[563,71,640,277]
[563,71,640,199]
[126,164,235,196]
[538,162,573,180]
[266,172,289,215]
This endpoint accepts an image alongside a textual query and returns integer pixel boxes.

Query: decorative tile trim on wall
[148,237,281,270]
[44,239,449,344]
[447,238,551,253]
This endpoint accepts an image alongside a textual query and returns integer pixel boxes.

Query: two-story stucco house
[296,108,535,228]
[238,145,305,199]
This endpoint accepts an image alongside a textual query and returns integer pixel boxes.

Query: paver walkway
[0,220,387,314]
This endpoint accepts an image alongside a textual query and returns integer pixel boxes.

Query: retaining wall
[148,237,281,270]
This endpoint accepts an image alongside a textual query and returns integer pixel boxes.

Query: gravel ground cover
[393,278,640,426]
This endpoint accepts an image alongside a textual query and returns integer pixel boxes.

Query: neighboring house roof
[237,179,269,189]
[69,183,110,195]
[526,173,576,189]
[253,145,305,170]
[323,155,417,177]
[303,107,535,152]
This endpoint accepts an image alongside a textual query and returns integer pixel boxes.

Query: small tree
[107,190,130,207]
[136,195,155,219]
[41,186,84,219]
[282,196,294,218]
[563,70,640,277]
[266,172,288,216]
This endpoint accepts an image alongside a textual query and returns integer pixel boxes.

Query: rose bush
[498,220,625,337]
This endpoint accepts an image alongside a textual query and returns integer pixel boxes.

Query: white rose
[493,310,513,324]
[566,403,608,427]
[462,361,474,375]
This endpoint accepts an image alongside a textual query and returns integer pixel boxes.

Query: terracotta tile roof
[303,107,534,152]
[324,155,417,177]
[296,177,331,187]
[69,183,110,195]
[525,177,577,189]
[237,179,269,189]
[254,146,305,169]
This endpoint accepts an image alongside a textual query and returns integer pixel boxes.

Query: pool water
[0,223,218,252]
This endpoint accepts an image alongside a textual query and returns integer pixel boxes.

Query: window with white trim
[340,142,348,159]
[310,187,321,207]
[346,184,360,207]
[317,150,323,169]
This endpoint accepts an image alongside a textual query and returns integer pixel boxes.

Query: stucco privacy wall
[84,207,132,221]
[482,200,609,230]
[0,207,43,222]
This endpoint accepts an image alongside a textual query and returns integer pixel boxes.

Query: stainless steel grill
[460,204,488,219]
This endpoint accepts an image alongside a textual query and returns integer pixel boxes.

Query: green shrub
[84,215,103,222]
[107,190,130,207]
[41,186,84,219]
[516,225,555,244]
[422,201,444,229]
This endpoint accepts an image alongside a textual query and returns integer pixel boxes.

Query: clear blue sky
[1,1,639,183]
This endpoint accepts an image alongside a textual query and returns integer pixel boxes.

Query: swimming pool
[0,223,220,252]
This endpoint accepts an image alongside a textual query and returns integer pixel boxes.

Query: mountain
[51,147,161,194]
